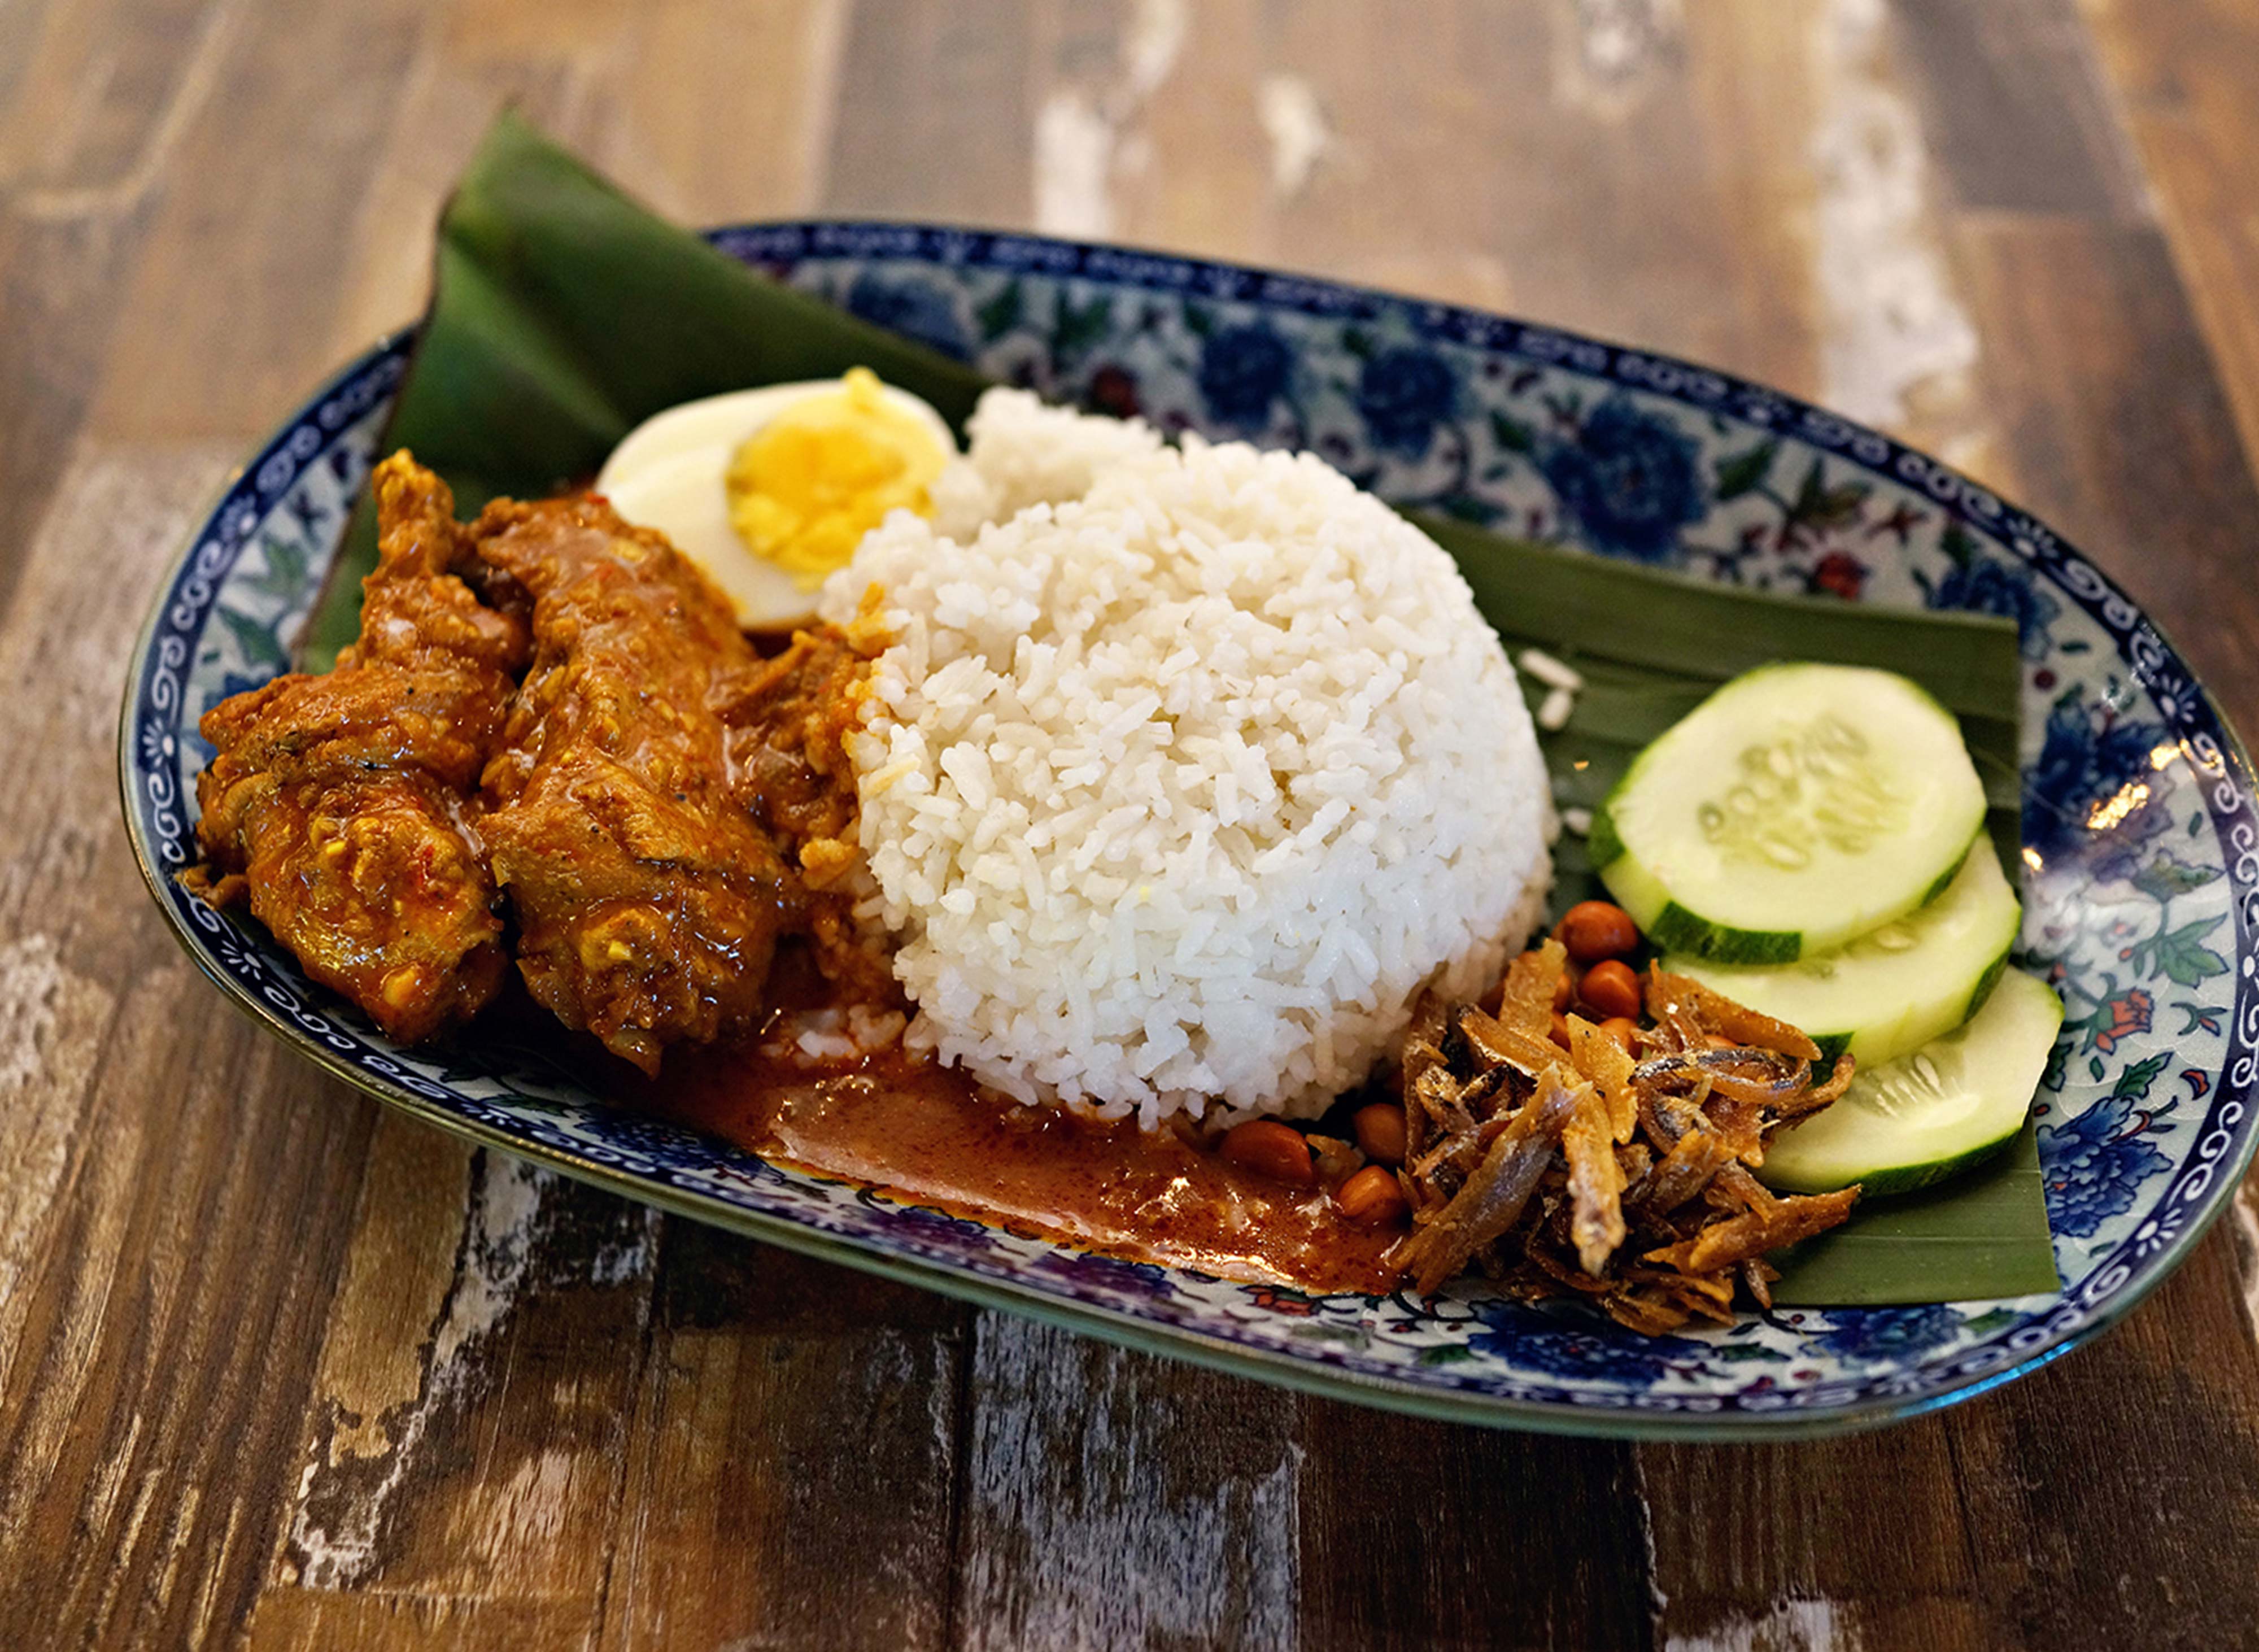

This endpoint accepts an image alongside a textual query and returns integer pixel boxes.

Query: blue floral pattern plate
[120,225,2259,1437]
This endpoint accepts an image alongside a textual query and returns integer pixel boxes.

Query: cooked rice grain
[822,408,1550,1123]
[927,387,1166,541]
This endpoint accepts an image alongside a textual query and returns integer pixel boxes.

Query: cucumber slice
[1759,967,2064,1197]
[1667,845,2021,1069]
[1592,663,1987,963]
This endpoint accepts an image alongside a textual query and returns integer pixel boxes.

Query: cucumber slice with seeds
[1758,967,2064,1197]
[1667,844,2021,1068]
[1593,663,1987,963]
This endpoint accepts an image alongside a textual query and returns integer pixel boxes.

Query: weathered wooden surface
[4,1,2258,1645]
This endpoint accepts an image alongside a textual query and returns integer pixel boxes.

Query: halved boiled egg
[595,368,956,629]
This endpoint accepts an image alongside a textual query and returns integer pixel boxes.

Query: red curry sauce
[642,1044,1405,1295]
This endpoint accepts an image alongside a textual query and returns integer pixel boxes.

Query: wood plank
[0,444,385,1646]
[1890,0,2150,220]
[1026,0,1202,245]
[246,1152,662,1646]
[599,0,850,224]
[2085,0,2259,513]
[1639,1420,1990,1651]
[949,1316,1302,1650]
[825,0,1038,223]
[1298,1405,1654,1651]
[1940,1230,2259,1648]
[595,1222,965,1651]
[1075,0,1271,261]
[1950,217,2259,735]
[321,0,852,363]
[1804,0,2003,476]
[1194,0,1826,393]
[1642,1231,2259,1649]
[83,0,430,443]
[0,0,235,621]
[245,1070,969,1651]
[0,983,379,1647]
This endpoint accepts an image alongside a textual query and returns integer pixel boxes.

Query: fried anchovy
[1633,1047,1811,1108]
[1643,1186,1860,1274]
[1646,968,1822,1061]
[1402,1070,1582,1294]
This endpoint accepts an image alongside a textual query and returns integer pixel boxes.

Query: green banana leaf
[302,110,2055,1307]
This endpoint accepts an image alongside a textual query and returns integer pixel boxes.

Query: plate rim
[115,225,2259,1438]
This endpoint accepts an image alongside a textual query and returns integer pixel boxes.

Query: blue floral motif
[1196,323,1293,429]
[1537,399,1707,561]
[845,272,972,360]
[2040,1090,2171,1240]
[1814,1306,1964,1362]
[1355,346,1459,457]
[1926,553,2061,660]
[868,1198,996,1249]
[1471,1304,1711,1385]
[1033,1249,1174,1295]
[2025,688,2173,879]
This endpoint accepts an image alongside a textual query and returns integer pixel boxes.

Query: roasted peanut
[1335,1163,1410,1224]
[1578,958,1643,1021]
[1222,1119,1318,1186]
[1557,900,1639,965]
[1350,1102,1408,1165]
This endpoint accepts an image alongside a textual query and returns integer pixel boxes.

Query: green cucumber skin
[1840,1128,2025,1200]
[1918,852,1963,908]
[1811,1029,1852,1064]
[1963,945,2011,1025]
[1585,803,1624,874]
[1643,902,1803,966]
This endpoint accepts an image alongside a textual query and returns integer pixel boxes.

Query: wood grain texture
[1892,0,2151,220]
[595,1223,965,1651]
[2084,0,2259,604]
[1299,1410,1653,1652]
[0,447,380,1647]
[6,2,2259,1646]
[952,1318,1301,1650]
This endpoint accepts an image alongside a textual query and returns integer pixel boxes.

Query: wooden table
[7,1,2259,1645]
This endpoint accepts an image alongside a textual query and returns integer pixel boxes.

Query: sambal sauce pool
[635,1045,1405,1296]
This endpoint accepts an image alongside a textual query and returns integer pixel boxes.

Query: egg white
[595,380,958,629]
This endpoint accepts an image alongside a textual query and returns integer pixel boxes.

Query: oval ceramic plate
[121,225,2259,1437]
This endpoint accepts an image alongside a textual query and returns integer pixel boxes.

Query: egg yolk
[725,367,945,590]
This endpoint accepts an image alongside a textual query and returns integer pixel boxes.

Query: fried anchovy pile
[1394,941,1859,1334]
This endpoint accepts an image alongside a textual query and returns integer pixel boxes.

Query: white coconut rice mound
[819,391,1552,1125]
[927,383,1166,540]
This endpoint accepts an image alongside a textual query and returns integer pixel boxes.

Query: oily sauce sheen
[643,1044,1405,1296]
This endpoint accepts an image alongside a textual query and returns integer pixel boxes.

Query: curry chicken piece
[186,454,528,1043]
[718,626,894,1002]
[472,492,805,1074]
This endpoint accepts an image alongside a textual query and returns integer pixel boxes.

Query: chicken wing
[187,454,527,1042]
[473,493,798,1074]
